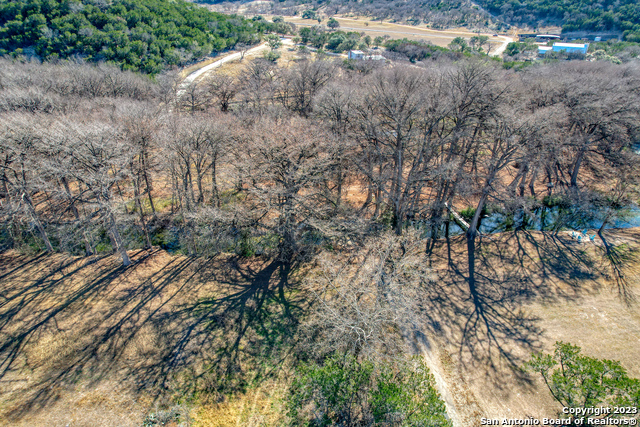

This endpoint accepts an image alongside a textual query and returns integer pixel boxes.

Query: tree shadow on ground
[145,258,307,397]
[422,230,605,391]
[0,251,305,422]
[595,230,639,306]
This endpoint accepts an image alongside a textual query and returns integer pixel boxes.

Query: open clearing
[420,229,640,425]
[0,228,639,426]
[282,16,513,51]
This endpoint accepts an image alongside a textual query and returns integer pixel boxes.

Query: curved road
[178,38,297,96]
[177,42,268,95]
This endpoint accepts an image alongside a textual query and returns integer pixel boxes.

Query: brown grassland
[0,227,639,426]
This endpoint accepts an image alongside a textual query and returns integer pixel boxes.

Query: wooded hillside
[0,0,270,73]
[476,0,640,41]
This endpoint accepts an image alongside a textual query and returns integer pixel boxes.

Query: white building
[348,50,385,61]
[538,42,589,56]
[552,42,589,55]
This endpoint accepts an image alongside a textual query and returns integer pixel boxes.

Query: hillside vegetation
[476,0,640,41]
[206,0,493,30]
[0,0,270,73]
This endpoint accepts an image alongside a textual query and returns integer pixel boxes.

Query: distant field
[195,4,513,50]
[284,16,508,48]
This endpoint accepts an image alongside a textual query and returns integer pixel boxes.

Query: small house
[348,50,365,60]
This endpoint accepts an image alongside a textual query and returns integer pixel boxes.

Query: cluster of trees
[296,26,455,62]
[588,41,640,63]
[0,0,274,73]
[297,26,371,52]
[476,0,640,42]
[380,38,453,62]
[1,56,639,268]
[287,355,450,426]
[526,342,640,422]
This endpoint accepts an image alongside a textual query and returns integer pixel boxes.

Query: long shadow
[422,230,604,391]
[0,252,48,282]
[145,258,307,396]
[596,231,638,306]
[0,250,198,417]
[0,254,131,376]
[0,252,305,421]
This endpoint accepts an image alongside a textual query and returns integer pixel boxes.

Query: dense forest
[475,0,640,41]
[0,0,273,73]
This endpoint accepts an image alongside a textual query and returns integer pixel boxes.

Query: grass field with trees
[1,5,640,423]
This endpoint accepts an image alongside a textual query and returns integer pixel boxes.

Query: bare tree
[351,66,430,234]
[121,103,161,248]
[237,59,277,113]
[207,75,238,113]
[236,43,250,61]
[55,118,134,266]
[314,80,358,209]
[179,80,211,113]
[0,114,54,252]
[235,117,337,261]
[302,230,430,358]
[526,62,640,189]
[277,59,336,117]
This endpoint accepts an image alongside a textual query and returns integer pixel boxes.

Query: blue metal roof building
[552,42,589,54]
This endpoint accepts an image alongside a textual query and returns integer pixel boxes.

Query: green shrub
[458,206,476,221]
[263,49,281,62]
[286,354,451,426]
[525,342,640,422]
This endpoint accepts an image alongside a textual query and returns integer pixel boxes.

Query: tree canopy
[0,0,271,73]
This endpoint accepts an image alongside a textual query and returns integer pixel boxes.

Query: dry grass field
[280,16,510,50]
[423,229,640,425]
[0,228,638,426]
[0,251,307,426]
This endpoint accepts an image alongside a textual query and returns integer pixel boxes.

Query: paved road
[178,38,296,96]
[177,42,268,96]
